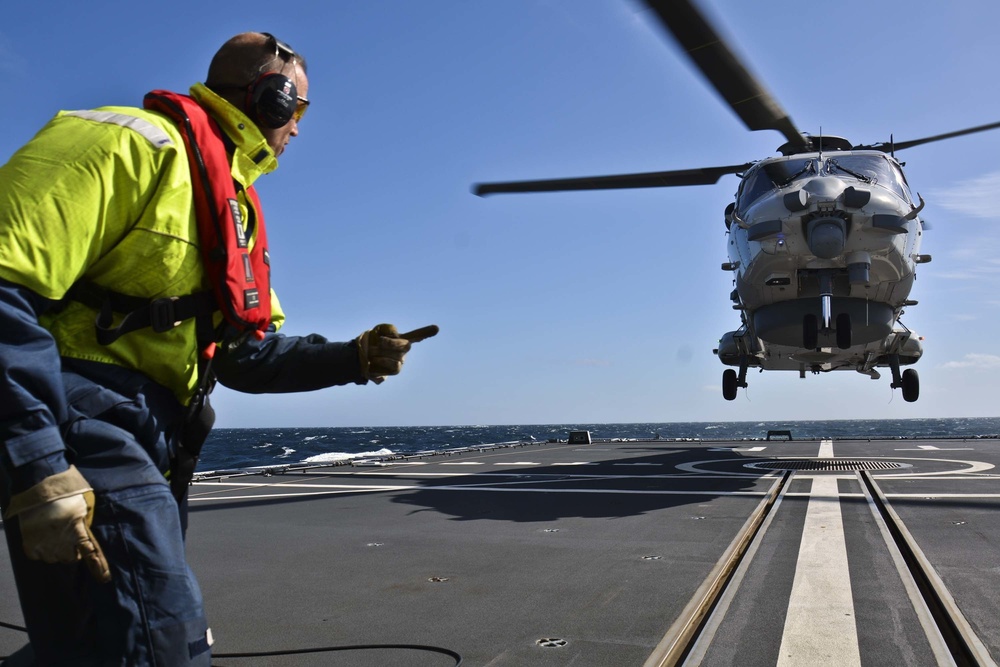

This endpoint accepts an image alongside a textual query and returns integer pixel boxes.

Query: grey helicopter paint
[715,144,927,401]
[472,0,1000,403]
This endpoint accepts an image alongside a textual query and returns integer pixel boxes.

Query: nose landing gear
[802,271,852,350]
[802,311,852,350]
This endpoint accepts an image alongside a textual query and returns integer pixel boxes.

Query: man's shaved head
[206,32,308,89]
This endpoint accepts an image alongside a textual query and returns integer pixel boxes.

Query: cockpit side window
[737,158,813,213]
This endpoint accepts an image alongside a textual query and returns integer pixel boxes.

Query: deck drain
[537,638,568,648]
[428,577,449,583]
[745,459,908,471]
[641,555,663,561]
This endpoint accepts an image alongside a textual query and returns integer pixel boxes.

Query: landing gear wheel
[836,313,852,349]
[803,314,818,350]
[901,369,919,402]
[722,369,738,401]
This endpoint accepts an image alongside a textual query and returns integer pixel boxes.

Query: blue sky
[4,1,1000,427]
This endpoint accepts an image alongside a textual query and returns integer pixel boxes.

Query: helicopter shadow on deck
[388,443,773,523]
[184,444,781,520]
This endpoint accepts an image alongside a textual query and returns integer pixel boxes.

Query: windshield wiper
[775,160,814,187]
[827,159,874,184]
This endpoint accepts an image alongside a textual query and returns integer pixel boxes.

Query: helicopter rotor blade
[642,0,807,152]
[856,120,1000,152]
[473,163,751,196]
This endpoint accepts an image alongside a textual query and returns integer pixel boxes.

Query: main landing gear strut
[889,354,919,402]
[722,357,749,401]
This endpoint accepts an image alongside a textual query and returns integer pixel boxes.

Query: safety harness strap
[66,282,218,346]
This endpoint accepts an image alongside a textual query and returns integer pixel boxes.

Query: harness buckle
[150,296,182,332]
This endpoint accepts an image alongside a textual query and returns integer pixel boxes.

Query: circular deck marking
[746,460,909,471]
[676,457,994,476]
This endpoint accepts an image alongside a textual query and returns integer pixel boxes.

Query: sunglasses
[293,95,309,123]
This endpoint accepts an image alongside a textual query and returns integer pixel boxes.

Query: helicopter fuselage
[716,146,927,394]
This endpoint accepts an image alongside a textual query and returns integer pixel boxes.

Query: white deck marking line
[348,472,765,481]
[818,439,834,458]
[896,447,973,452]
[190,480,771,498]
[441,462,484,465]
[777,475,861,666]
[189,488,414,501]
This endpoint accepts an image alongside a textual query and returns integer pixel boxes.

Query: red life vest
[143,90,272,337]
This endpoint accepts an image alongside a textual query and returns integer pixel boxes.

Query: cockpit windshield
[737,158,814,210]
[825,154,912,202]
[737,153,913,213]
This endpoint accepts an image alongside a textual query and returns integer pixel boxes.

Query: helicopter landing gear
[819,271,834,332]
[722,369,737,400]
[889,355,919,402]
[803,314,818,349]
[804,272,850,350]
[803,312,851,349]
[722,358,749,401]
[836,313,852,349]
[901,369,919,402]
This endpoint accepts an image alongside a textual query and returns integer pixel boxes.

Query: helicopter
[472,0,1000,403]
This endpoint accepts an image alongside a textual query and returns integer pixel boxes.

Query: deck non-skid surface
[1,438,999,665]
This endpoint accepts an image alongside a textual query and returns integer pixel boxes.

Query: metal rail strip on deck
[859,470,998,667]
[643,471,793,666]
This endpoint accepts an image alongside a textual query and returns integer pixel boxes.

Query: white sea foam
[303,447,393,463]
[277,447,296,458]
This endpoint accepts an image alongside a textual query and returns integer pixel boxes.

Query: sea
[195,417,1000,473]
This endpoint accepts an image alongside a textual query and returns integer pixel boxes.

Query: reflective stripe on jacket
[0,84,285,404]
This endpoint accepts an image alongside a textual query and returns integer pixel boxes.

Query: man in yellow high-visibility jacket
[0,32,436,665]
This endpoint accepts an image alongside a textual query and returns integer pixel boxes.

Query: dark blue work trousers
[1,363,211,665]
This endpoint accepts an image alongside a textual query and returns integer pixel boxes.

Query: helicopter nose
[806,216,847,259]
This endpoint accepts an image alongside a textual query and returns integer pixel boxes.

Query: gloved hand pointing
[3,466,111,583]
[357,323,439,384]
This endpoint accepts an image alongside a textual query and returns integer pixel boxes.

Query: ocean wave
[200,420,1000,471]
[302,447,394,463]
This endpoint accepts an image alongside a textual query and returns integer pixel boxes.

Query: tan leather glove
[3,466,111,583]
[357,324,439,384]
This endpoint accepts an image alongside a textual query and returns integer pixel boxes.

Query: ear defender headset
[245,33,299,129]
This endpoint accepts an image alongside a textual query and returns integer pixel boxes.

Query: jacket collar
[189,83,278,184]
